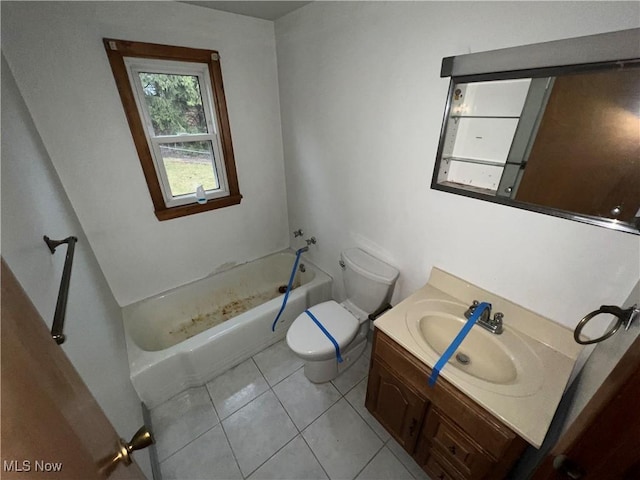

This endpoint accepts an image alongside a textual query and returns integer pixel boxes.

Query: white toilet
[286,248,399,383]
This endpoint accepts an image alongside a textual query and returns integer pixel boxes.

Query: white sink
[405,299,543,397]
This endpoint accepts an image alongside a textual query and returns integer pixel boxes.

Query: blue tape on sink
[428,302,491,387]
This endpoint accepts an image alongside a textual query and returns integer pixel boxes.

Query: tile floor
[150,340,431,480]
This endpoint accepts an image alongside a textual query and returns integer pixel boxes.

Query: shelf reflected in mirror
[432,60,640,234]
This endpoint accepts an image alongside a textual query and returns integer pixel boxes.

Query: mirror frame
[431,30,640,235]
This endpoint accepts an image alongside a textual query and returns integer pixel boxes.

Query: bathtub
[122,251,332,408]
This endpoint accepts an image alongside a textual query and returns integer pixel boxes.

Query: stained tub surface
[122,251,332,407]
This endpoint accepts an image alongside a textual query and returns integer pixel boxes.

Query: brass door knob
[101,426,154,476]
[114,425,154,466]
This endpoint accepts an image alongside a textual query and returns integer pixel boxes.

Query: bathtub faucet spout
[297,246,309,254]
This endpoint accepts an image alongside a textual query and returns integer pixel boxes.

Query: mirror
[432,61,640,234]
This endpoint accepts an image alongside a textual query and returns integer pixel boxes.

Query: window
[104,39,241,220]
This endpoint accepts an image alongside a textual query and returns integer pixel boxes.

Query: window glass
[138,72,208,136]
[159,141,218,196]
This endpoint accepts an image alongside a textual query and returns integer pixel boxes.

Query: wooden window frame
[104,39,242,221]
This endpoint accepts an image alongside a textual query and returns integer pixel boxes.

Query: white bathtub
[122,251,332,408]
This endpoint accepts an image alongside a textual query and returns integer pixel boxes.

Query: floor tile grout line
[205,357,272,422]
[272,380,344,432]
[239,374,305,478]
[154,386,221,464]
[385,440,424,480]
[204,379,253,480]
[269,363,305,389]
[298,430,333,480]
[351,442,387,480]
[269,370,342,480]
[343,378,392,444]
[270,378,306,434]
[224,386,297,479]
[340,398,384,444]
[157,421,219,466]
[252,344,305,388]
[202,383,221,426]
[217,418,245,479]
[242,431,302,479]
[300,398,386,480]
[251,350,271,385]
[220,388,276,479]
[149,386,200,417]
[250,356,268,384]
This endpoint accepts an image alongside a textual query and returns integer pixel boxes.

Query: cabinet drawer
[423,451,465,480]
[430,390,513,460]
[426,409,492,480]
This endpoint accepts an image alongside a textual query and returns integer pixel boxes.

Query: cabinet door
[365,360,428,453]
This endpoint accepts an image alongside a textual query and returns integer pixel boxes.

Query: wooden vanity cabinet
[365,359,428,452]
[365,329,527,480]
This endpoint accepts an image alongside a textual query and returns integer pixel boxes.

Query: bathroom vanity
[365,268,582,480]
[367,330,526,479]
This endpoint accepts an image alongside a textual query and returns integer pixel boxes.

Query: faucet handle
[464,300,480,319]
[491,312,504,334]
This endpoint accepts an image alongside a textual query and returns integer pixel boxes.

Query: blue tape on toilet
[304,309,344,363]
[428,302,491,387]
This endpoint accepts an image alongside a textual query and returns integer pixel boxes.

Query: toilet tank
[341,248,399,314]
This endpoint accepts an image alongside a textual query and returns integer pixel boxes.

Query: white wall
[2,1,289,306]
[1,58,152,478]
[275,1,640,339]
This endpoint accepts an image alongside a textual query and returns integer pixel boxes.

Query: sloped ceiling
[181,1,311,20]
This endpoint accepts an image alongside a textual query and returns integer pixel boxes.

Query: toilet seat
[287,301,359,359]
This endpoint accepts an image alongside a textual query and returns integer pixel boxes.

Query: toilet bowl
[286,248,399,383]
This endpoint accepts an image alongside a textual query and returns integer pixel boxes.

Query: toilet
[286,248,399,383]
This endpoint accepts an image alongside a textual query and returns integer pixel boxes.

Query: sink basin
[421,313,517,384]
[405,299,543,397]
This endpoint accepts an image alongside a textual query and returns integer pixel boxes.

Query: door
[515,68,640,222]
[1,260,147,479]
[532,333,640,479]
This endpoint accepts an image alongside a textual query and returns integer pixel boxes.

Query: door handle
[100,426,154,476]
[552,454,584,479]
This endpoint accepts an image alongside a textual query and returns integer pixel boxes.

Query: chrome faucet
[464,300,504,334]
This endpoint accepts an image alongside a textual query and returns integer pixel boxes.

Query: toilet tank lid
[341,248,399,285]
